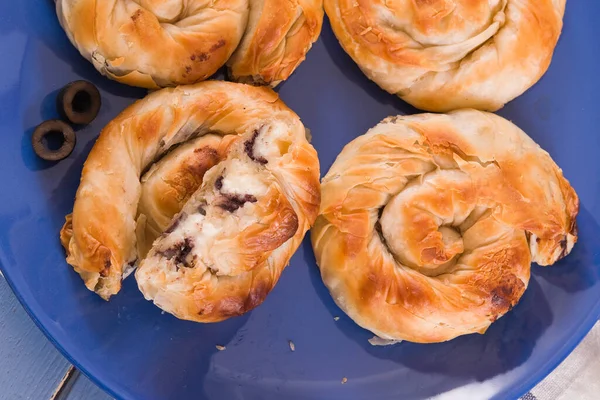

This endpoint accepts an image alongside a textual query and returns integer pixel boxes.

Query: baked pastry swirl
[311,110,578,343]
[325,0,566,112]
[56,0,323,88]
[60,82,320,324]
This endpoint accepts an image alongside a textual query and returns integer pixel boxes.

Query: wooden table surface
[0,276,110,400]
[1,271,597,400]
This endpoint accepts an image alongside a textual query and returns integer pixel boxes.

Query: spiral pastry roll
[60,82,320,323]
[311,110,578,343]
[56,0,323,88]
[325,0,566,112]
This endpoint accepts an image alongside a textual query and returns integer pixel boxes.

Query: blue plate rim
[1,253,599,400]
[0,261,123,399]
[2,2,599,393]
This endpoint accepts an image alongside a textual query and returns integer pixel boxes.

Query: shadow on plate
[303,237,552,398]
[15,1,146,99]
[319,17,420,115]
[533,206,600,293]
[20,88,86,172]
[64,276,252,400]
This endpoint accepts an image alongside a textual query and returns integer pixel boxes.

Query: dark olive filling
[197,202,207,216]
[164,212,187,235]
[244,129,268,165]
[215,176,224,190]
[31,120,76,161]
[57,80,101,125]
[158,238,195,269]
[218,193,258,212]
[213,175,258,212]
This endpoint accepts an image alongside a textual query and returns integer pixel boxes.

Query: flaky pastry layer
[56,0,323,88]
[61,81,320,324]
[311,110,578,343]
[325,0,565,111]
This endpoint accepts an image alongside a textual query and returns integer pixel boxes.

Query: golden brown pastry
[227,0,324,86]
[311,110,578,343]
[136,134,238,259]
[56,0,323,88]
[60,82,321,323]
[325,0,565,112]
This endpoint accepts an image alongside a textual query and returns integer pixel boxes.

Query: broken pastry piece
[60,81,320,310]
[137,127,313,322]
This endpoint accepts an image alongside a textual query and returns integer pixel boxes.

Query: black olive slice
[56,80,101,125]
[32,120,76,161]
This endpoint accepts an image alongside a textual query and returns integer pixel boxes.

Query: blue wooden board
[0,276,110,400]
[66,371,112,400]
[0,276,70,398]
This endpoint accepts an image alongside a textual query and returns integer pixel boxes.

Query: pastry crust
[60,82,320,322]
[135,133,238,258]
[311,110,578,343]
[227,0,324,86]
[56,0,323,88]
[324,0,566,112]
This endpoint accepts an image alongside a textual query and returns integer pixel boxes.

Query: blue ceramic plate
[1,2,599,400]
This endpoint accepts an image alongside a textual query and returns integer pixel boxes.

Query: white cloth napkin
[521,322,600,400]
